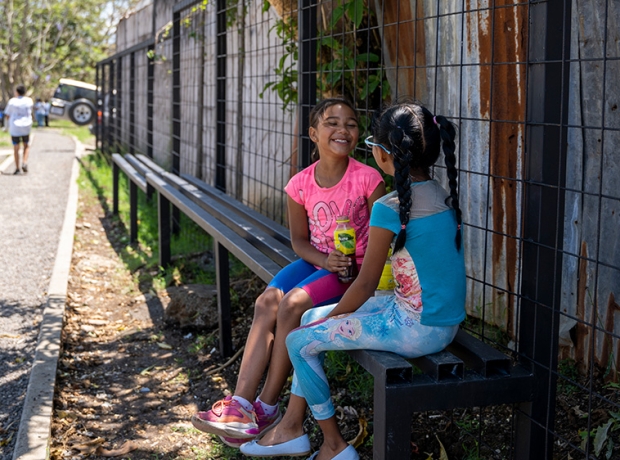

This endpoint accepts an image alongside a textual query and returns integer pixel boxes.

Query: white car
[49,78,97,126]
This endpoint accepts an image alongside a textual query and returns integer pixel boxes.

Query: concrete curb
[12,138,84,460]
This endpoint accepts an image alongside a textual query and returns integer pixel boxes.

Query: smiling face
[309,103,359,160]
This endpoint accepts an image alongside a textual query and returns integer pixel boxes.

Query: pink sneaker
[218,400,282,447]
[191,395,258,438]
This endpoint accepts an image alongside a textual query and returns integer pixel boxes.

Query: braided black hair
[308,97,358,162]
[373,101,461,252]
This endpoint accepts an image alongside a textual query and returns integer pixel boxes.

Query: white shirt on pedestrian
[5,96,34,137]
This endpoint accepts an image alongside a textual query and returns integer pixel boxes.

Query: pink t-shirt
[284,158,384,263]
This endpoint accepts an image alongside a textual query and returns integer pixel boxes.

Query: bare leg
[257,394,307,446]
[314,416,349,460]
[233,287,283,401]
[258,288,313,405]
[22,143,30,165]
[13,144,20,169]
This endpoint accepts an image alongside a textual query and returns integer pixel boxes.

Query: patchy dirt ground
[49,174,372,460]
[49,165,620,460]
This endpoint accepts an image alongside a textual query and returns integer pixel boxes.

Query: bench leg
[172,205,181,236]
[112,162,119,215]
[373,384,413,460]
[215,242,233,357]
[158,192,171,268]
[129,180,138,243]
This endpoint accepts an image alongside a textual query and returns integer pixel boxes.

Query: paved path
[0,130,78,460]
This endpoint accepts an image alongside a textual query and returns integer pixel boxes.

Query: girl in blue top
[242,101,466,460]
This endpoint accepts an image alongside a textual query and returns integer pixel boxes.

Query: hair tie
[433,116,440,127]
[401,224,406,230]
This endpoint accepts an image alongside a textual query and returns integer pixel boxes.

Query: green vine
[259,15,298,112]
[261,0,389,132]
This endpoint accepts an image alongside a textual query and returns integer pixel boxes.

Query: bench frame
[111,153,537,460]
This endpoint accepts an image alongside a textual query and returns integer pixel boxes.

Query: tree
[0,0,138,101]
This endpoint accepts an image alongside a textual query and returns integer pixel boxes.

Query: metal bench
[111,153,537,460]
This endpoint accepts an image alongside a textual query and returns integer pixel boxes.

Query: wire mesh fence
[97,0,620,458]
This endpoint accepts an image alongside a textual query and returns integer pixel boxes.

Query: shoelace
[211,398,233,416]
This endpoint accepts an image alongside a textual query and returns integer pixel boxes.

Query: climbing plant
[261,0,389,135]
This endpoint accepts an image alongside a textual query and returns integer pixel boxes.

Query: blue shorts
[12,135,29,146]
[268,259,351,307]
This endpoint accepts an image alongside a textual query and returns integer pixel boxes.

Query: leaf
[350,416,368,448]
[140,365,155,375]
[346,0,365,29]
[356,53,379,63]
[594,419,614,456]
[436,434,449,459]
[157,342,173,349]
[330,3,345,28]
[56,410,77,420]
[96,440,139,457]
[72,437,106,455]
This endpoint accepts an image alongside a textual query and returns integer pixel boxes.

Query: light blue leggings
[286,295,459,420]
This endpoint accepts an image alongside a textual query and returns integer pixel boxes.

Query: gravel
[0,130,77,460]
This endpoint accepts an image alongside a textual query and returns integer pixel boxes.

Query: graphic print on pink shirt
[307,195,369,256]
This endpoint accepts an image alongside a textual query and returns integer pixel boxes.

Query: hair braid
[389,128,413,253]
[434,115,461,250]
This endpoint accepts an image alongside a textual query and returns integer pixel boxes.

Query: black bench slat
[447,329,512,377]
[347,349,413,385]
[146,172,283,283]
[112,153,147,193]
[181,173,292,246]
[160,172,298,267]
[411,350,464,381]
[134,153,167,175]
[125,154,152,177]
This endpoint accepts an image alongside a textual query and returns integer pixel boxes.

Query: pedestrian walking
[4,84,34,174]
[44,99,50,126]
[34,98,46,127]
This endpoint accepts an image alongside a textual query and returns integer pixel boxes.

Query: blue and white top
[370,180,466,327]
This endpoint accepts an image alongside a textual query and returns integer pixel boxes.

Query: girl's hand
[324,250,352,273]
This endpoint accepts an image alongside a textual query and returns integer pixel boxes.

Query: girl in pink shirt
[192,98,385,448]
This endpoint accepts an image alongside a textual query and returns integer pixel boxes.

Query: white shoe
[240,433,311,457]
[308,444,359,460]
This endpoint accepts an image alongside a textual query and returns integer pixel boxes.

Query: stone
[164,284,218,329]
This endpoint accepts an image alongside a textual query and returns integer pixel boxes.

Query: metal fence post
[516,1,572,458]
[215,0,227,191]
[298,0,317,170]
[116,56,123,153]
[129,51,135,154]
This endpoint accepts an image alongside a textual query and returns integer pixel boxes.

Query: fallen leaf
[56,410,77,420]
[72,437,105,455]
[157,342,173,349]
[436,434,449,460]
[96,440,139,457]
[350,416,368,448]
[140,365,155,375]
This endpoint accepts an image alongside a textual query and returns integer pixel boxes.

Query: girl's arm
[287,196,350,272]
[326,225,394,317]
[367,182,387,210]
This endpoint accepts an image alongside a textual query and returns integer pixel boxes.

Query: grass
[77,149,250,293]
[49,118,95,145]
[0,119,94,149]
